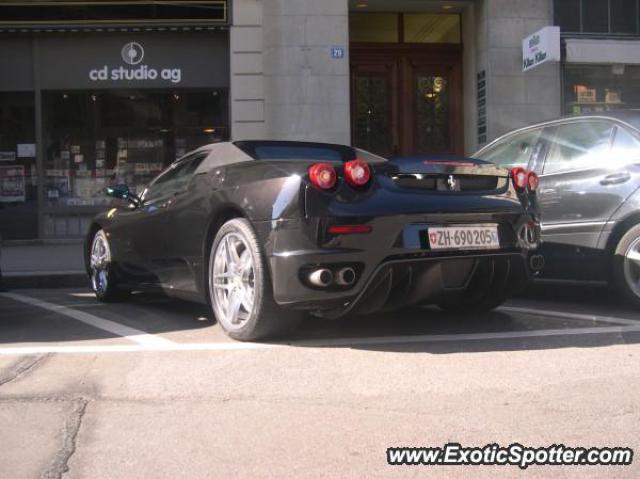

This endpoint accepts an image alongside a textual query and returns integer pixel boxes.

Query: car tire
[613,224,640,308]
[89,229,129,302]
[437,258,510,313]
[208,218,301,341]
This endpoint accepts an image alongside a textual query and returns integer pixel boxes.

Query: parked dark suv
[475,111,640,307]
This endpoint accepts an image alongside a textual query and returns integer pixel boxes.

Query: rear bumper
[255,213,539,317]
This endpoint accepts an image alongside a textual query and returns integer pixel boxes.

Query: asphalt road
[1,283,639,479]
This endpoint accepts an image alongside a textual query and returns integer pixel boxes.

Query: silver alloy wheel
[90,231,111,295]
[210,232,256,331]
[624,236,640,298]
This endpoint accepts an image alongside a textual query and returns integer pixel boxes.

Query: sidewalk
[0,241,87,289]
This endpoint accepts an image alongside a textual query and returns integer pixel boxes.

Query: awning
[565,38,640,64]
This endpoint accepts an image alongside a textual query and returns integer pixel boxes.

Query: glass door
[351,62,397,157]
[410,63,459,155]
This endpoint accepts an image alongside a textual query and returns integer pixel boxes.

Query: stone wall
[479,0,561,146]
[261,0,351,144]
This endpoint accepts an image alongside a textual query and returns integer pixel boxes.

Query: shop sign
[89,41,182,84]
[0,165,26,202]
[38,32,229,90]
[522,26,560,72]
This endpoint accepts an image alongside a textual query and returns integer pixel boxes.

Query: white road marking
[499,305,640,327]
[0,292,174,347]
[0,325,638,356]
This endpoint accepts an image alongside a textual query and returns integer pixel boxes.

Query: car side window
[143,153,206,202]
[476,128,542,169]
[611,126,640,164]
[543,121,614,175]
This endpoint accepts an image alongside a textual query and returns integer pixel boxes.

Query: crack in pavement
[40,398,88,479]
[0,354,49,387]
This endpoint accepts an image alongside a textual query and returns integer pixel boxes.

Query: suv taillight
[344,159,371,187]
[527,171,539,192]
[308,163,337,190]
[511,167,528,191]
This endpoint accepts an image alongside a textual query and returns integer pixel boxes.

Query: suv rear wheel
[613,224,640,308]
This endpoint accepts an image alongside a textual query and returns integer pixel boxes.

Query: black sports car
[86,141,542,340]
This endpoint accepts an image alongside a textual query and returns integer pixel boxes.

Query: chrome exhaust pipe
[335,267,356,286]
[529,254,545,271]
[308,269,333,288]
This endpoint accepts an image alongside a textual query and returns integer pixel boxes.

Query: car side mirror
[106,184,140,207]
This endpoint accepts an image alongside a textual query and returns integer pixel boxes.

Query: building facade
[0,0,639,240]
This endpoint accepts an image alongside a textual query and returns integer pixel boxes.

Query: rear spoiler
[387,155,509,177]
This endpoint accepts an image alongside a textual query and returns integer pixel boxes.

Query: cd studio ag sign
[89,41,182,84]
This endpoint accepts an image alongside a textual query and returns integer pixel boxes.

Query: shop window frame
[554,0,640,36]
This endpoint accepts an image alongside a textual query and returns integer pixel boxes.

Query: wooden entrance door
[350,45,463,157]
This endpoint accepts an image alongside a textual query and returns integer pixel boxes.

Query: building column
[230,0,266,140]
[262,0,350,144]
[471,0,561,150]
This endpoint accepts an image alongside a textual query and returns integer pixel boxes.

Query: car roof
[477,109,640,154]
[516,109,640,131]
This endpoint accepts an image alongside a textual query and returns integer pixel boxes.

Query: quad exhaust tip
[308,269,333,288]
[335,267,356,286]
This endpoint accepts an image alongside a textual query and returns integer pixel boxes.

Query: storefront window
[555,0,640,34]
[43,89,228,208]
[0,92,37,240]
[563,65,640,114]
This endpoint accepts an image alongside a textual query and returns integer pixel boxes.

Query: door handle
[600,172,631,185]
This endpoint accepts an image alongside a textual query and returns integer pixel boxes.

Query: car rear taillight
[527,171,539,192]
[344,159,371,187]
[308,163,337,190]
[511,167,528,191]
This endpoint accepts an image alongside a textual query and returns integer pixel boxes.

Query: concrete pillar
[473,0,561,149]
[230,0,266,140]
[262,0,350,144]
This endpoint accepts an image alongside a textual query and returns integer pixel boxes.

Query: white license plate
[427,225,500,251]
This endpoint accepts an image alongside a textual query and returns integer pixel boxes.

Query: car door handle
[600,172,631,185]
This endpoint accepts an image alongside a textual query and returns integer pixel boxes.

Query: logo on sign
[121,42,144,65]
[89,42,182,84]
[446,175,458,191]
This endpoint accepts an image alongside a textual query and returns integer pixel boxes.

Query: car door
[155,151,211,293]
[536,119,636,279]
[115,154,204,285]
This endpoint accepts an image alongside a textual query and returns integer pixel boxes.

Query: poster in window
[0,165,26,202]
[17,143,36,158]
[0,151,16,161]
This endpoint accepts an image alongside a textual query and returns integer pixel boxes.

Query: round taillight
[308,163,337,190]
[527,171,539,192]
[511,167,528,191]
[344,159,371,187]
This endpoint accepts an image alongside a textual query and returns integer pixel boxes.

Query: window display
[563,65,640,115]
[43,89,228,208]
[0,92,37,240]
